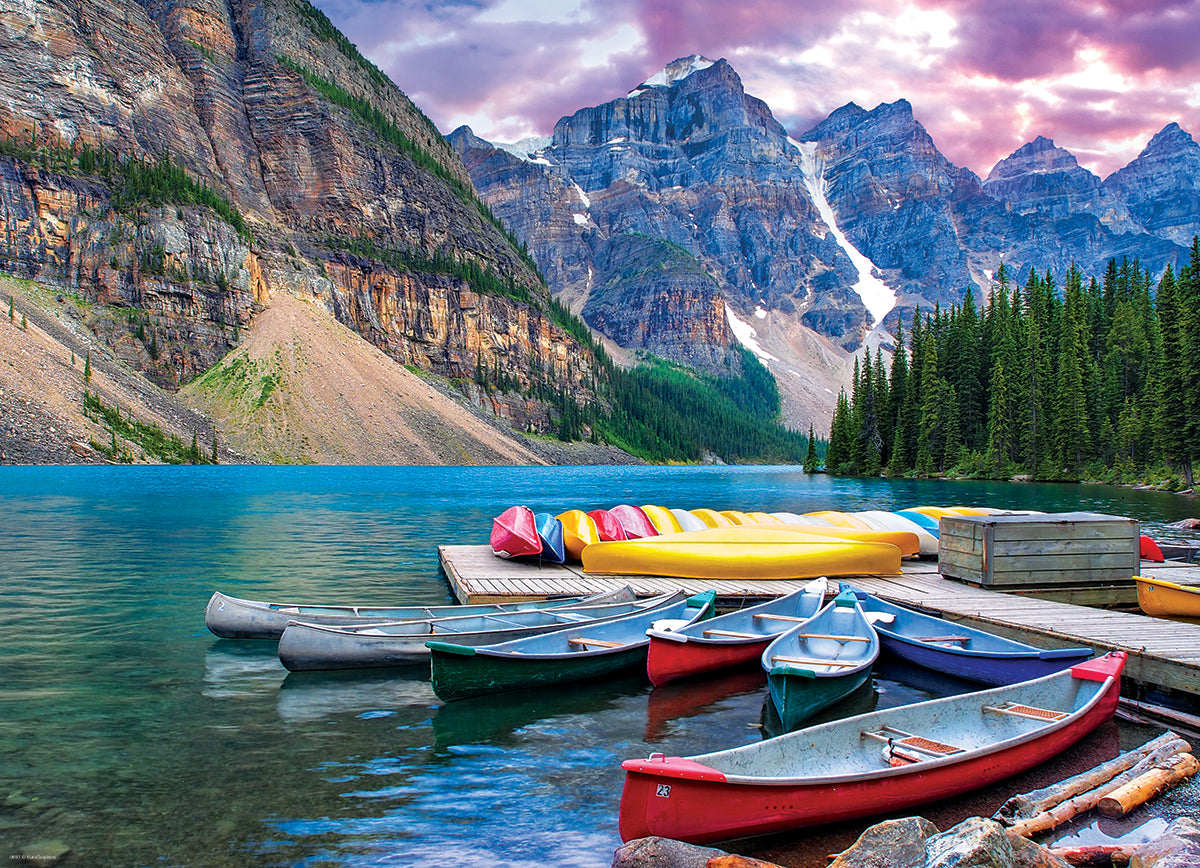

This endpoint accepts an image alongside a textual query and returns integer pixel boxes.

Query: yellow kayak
[640,504,685,535]
[1136,575,1200,618]
[735,522,920,557]
[555,509,600,561]
[581,526,902,580]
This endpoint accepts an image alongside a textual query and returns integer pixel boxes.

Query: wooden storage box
[938,512,1140,588]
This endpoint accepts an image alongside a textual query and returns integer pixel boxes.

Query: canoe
[618,651,1128,844]
[894,509,940,537]
[804,510,873,530]
[556,509,600,561]
[589,508,629,541]
[690,508,736,528]
[1135,575,1200,618]
[533,512,566,564]
[739,523,920,558]
[427,590,717,701]
[772,512,837,527]
[609,504,660,539]
[491,505,542,558]
[761,589,879,731]
[671,508,710,532]
[645,578,828,685]
[719,510,756,525]
[1139,536,1164,562]
[853,510,938,556]
[848,590,1093,683]
[204,589,615,640]
[581,527,903,580]
[640,504,685,535]
[277,587,657,671]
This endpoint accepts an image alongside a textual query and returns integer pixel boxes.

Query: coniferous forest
[825,243,1200,488]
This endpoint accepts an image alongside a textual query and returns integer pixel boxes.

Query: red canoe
[645,579,827,685]
[609,504,660,539]
[490,505,542,559]
[588,508,628,542]
[618,651,1126,845]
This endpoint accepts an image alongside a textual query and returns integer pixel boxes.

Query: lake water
[1,466,1195,867]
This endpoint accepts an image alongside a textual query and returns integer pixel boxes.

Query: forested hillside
[826,244,1200,486]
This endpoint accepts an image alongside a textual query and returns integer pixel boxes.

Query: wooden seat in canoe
[983,702,1068,721]
[568,637,624,649]
[770,655,858,668]
[862,726,963,757]
[753,613,808,622]
[914,635,973,644]
[795,632,871,643]
[703,628,760,639]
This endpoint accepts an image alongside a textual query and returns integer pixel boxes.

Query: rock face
[452,55,1196,428]
[1104,123,1200,247]
[0,0,600,433]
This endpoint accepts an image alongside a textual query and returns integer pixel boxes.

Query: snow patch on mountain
[495,136,553,163]
[628,55,715,97]
[726,307,779,363]
[794,139,897,326]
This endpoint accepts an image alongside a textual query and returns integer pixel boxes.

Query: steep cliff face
[0,0,598,439]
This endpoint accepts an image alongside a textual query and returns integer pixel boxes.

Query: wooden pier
[438,544,1200,709]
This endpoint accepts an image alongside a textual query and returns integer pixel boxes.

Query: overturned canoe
[618,651,1127,844]
[556,509,601,561]
[581,527,903,580]
[491,505,542,559]
[646,578,828,686]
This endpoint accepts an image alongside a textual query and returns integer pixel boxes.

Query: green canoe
[428,590,716,701]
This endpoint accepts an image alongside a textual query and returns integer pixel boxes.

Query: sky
[311,0,1200,178]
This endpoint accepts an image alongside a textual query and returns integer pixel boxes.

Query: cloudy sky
[311,0,1200,178]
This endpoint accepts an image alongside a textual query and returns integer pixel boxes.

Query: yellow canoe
[640,504,685,535]
[719,510,757,526]
[737,522,920,558]
[804,510,874,530]
[690,508,736,528]
[1135,575,1200,618]
[555,509,600,561]
[581,526,902,580]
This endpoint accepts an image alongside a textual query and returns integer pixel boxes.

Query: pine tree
[1053,267,1090,474]
[886,324,910,474]
[84,351,91,384]
[803,424,818,473]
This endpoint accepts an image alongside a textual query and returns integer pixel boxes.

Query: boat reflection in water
[645,668,767,742]
[277,667,436,725]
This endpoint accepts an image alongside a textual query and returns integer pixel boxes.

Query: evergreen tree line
[826,247,1200,486]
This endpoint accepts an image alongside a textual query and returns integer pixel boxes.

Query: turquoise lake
[1,465,1195,867]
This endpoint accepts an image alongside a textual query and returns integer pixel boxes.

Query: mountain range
[451,55,1198,428]
[1,5,1197,462]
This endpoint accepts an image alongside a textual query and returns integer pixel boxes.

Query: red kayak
[490,505,542,559]
[618,651,1126,844]
[588,508,628,542]
[609,504,660,539]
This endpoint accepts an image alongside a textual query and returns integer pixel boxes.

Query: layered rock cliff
[0,0,601,442]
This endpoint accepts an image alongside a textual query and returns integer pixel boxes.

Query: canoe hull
[881,636,1091,685]
[767,666,874,732]
[430,643,649,700]
[648,636,771,686]
[1136,575,1200,617]
[618,653,1125,844]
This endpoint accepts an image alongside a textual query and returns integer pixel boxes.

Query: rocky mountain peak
[628,54,716,96]
[1104,122,1200,246]
[986,136,1082,181]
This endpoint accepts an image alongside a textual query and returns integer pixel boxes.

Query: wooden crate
[938,512,1140,588]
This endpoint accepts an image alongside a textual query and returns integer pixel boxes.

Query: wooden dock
[438,544,1200,709]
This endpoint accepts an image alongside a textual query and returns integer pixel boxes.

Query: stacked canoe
[487,502,1025,580]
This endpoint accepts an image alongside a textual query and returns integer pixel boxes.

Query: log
[1003,734,1192,837]
[1046,844,1134,866]
[1096,752,1199,818]
[994,731,1190,823]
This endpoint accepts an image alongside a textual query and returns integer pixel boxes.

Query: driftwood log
[1096,752,1199,818]
[995,731,1192,837]
[1046,844,1134,866]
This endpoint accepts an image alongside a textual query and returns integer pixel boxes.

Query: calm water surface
[1,466,1194,867]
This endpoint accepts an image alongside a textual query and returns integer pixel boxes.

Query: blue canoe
[533,512,567,564]
[847,589,1093,684]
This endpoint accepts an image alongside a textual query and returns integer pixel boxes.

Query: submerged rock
[1130,817,1200,868]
